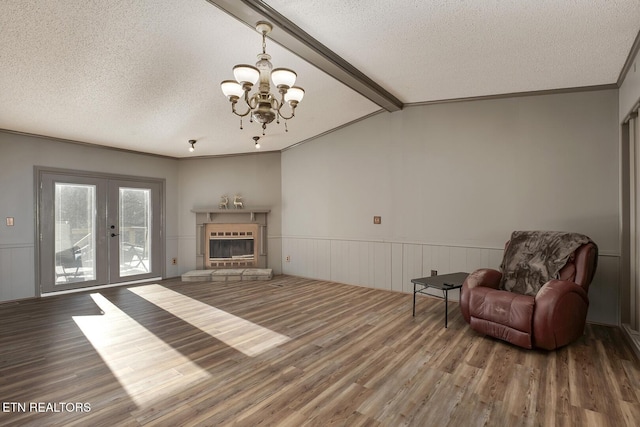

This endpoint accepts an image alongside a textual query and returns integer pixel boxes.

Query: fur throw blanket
[499,231,592,296]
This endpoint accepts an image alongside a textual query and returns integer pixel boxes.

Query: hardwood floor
[0,275,639,426]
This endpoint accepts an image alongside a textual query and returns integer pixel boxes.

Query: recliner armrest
[464,268,502,290]
[460,268,502,323]
[533,279,589,350]
[535,279,588,305]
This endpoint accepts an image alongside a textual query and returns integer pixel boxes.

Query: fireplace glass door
[210,238,254,260]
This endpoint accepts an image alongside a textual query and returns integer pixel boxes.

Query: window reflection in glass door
[54,183,96,283]
[118,187,151,277]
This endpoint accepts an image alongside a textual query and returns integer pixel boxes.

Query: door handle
[110,233,119,237]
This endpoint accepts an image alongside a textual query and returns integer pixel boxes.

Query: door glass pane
[55,183,96,283]
[119,187,151,277]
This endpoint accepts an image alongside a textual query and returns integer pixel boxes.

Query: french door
[38,170,163,293]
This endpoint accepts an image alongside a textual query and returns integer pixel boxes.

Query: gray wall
[0,133,284,303]
[0,131,180,301]
[619,45,640,326]
[620,46,640,121]
[0,88,625,326]
[177,153,283,274]
[281,89,620,325]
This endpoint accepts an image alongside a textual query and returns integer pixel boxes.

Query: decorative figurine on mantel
[219,195,229,209]
[233,194,244,209]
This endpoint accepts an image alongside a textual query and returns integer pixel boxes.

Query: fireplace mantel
[191,206,271,222]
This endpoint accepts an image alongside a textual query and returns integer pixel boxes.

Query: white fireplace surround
[192,207,270,270]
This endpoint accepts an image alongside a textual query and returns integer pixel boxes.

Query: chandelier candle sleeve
[220,21,304,136]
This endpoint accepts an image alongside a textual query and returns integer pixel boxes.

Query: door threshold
[41,277,163,297]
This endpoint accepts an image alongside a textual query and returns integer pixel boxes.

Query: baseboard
[622,324,640,362]
[41,277,163,297]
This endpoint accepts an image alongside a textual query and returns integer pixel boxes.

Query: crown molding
[618,28,640,87]
[404,83,618,108]
[0,128,281,160]
[0,128,176,159]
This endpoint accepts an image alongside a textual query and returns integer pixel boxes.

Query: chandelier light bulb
[188,139,196,152]
[253,136,261,149]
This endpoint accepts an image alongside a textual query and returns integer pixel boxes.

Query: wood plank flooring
[0,275,639,426]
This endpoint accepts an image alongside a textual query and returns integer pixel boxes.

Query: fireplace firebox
[210,238,254,260]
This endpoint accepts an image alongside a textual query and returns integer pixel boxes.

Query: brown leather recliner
[460,239,598,350]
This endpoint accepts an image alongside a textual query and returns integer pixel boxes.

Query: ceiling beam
[206,0,403,112]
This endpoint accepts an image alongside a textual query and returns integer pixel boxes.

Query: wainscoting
[281,237,620,325]
[282,238,504,297]
[165,235,180,278]
[0,243,35,301]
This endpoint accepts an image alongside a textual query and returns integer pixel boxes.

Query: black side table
[411,272,468,327]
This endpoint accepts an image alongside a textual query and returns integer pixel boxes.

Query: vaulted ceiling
[1,1,639,158]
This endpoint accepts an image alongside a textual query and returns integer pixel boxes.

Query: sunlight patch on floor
[73,293,211,407]
[128,284,290,356]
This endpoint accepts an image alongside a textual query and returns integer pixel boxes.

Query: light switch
[6,217,14,226]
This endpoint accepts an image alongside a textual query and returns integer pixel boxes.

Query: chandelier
[220,21,305,135]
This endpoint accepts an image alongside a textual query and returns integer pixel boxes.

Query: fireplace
[204,223,259,268]
[192,206,270,270]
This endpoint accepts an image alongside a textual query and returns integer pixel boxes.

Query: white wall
[0,132,180,301]
[281,89,620,325]
[177,153,283,274]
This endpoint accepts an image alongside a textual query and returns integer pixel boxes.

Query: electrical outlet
[171,258,177,265]
[373,216,381,224]
[286,255,291,262]
[431,270,437,276]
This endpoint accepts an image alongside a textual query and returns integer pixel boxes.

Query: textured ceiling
[0,0,639,158]
[266,0,640,102]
